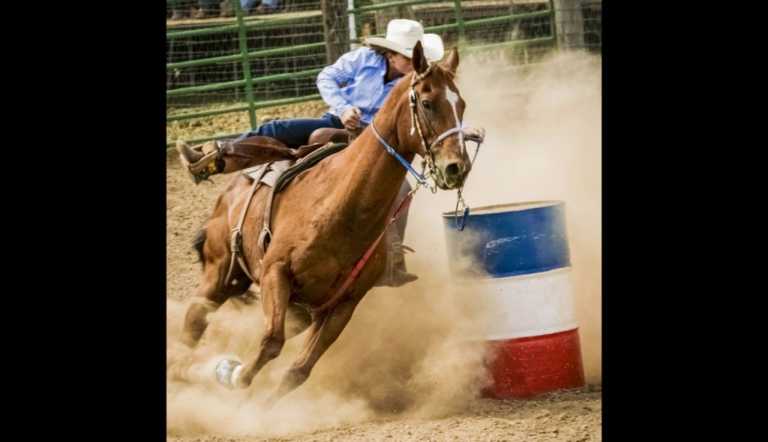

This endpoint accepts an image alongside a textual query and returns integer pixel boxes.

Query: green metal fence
[166,0,581,148]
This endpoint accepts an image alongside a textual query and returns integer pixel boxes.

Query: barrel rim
[485,325,580,342]
[442,200,564,218]
[452,326,581,344]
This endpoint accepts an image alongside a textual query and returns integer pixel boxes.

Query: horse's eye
[421,100,432,110]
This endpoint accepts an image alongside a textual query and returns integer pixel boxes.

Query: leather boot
[375,228,418,288]
[176,140,225,184]
[388,242,418,287]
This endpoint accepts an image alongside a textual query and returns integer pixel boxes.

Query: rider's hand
[463,127,486,143]
[341,107,362,131]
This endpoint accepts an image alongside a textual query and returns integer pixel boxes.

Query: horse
[179,41,473,406]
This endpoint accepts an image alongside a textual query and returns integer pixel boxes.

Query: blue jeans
[241,0,279,10]
[236,113,344,148]
[241,0,257,9]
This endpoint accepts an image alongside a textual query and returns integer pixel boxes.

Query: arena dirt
[167,50,602,441]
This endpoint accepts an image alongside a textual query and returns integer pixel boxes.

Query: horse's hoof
[215,359,243,389]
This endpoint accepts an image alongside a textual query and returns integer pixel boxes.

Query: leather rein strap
[311,185,418,314]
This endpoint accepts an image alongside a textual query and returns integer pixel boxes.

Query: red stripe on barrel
[482,328,585,399]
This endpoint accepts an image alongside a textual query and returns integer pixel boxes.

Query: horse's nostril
[445,163,460,178]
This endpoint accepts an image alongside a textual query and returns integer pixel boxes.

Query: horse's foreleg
[181,264,226,348]
[264,298,359,407]
[181,298,220,348]
[234,262,291,388]
[286,303,312,340]
[182,255,251,348]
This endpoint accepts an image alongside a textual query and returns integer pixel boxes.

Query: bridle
[371,64,467,188]
[370,63,481,229]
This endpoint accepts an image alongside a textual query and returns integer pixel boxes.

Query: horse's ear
[412,40,428,74]
[440,48,459,74]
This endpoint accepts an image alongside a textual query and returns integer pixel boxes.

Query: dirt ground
[167,387,601,442]
[166,157,601,442]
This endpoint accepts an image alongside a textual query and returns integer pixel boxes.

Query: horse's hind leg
[264,298,359,406]
[232,262,292,388]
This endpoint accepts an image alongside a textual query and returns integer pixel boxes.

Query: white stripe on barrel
[456,268,577,341]
[443,201,585,398]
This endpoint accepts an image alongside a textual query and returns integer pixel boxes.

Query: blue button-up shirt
[316,47,401,125]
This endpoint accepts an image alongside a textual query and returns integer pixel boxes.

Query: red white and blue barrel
[443,201,585,398]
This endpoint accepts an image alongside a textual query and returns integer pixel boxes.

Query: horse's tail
[192,226,207,266]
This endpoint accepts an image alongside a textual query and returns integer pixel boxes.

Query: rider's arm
[316,48,367,118]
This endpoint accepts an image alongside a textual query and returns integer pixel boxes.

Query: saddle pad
[242,159,293,188]
[241,142,348,190]
[273,142,348,193]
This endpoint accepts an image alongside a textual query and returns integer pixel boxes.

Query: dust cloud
[166,50,601,438]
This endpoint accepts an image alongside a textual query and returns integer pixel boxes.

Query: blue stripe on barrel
[443,201,571,278]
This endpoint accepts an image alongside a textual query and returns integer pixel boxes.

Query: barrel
[443,201,585,398]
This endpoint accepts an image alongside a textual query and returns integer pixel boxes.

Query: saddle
[224,142,349,284]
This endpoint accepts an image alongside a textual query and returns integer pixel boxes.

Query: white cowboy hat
[365,19,444,63]
[422,33,445,63]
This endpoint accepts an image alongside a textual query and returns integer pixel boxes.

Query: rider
[176,19,458,182]
[176,19,484,286]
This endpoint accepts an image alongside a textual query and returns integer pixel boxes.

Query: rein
[370,123,428,185]
[374,65,483,229]
[311,185,419,314]
[370,65,469,189]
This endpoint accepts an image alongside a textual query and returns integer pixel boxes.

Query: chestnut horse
[180,41,472,405]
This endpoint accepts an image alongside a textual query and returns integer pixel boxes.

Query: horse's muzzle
[437,159,471,190]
